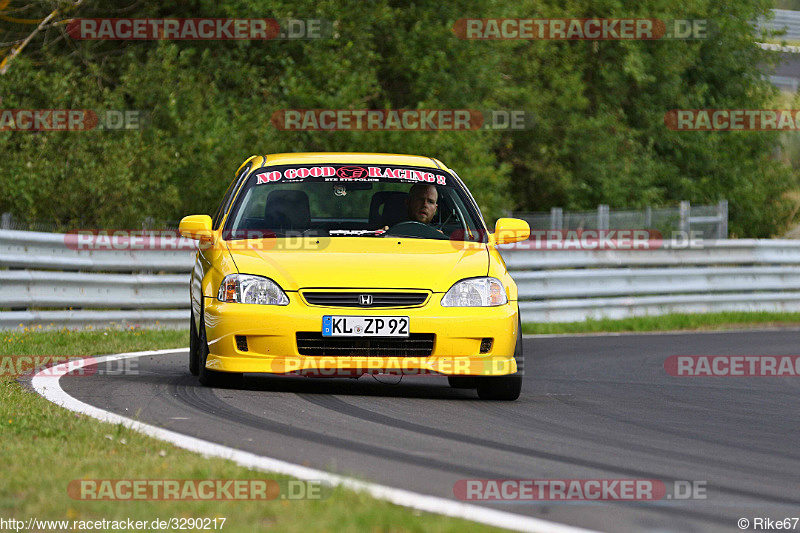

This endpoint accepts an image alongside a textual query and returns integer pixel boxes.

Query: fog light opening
[480,337,493,354]
[235,335,249,352]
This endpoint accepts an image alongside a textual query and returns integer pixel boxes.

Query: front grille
[296,333,435,356]
[303,292,428,307]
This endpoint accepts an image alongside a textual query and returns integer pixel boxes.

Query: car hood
[225,237,489,292]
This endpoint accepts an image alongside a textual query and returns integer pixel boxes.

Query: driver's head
[406,183,438,224]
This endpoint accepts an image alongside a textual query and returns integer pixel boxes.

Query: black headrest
[368,191,408,227]
[265,190,310,230]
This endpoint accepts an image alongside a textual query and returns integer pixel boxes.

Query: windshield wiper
[328,229,387,237]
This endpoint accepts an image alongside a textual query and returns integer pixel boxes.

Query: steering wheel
[385,221,448,239]
[434,209,454,231]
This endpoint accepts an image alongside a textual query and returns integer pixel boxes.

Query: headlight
[441,277,507,307]
[218,274,289,305]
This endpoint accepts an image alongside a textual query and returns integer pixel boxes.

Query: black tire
[189,309,200,376]
[476,315,524,401]
[197,312,243,388]
[448,376,478,389]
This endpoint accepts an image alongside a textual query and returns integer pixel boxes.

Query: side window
[448,169,486,229]
[212,161,254,230]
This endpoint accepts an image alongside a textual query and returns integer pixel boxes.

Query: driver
[406,183,438,224]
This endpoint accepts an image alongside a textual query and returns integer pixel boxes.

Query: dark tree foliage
[0,0,795,236]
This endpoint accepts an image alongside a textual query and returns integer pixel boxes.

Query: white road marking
[32,349,599,533]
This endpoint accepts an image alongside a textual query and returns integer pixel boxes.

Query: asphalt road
[58,330,800,532]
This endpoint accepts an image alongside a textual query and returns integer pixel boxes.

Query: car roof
[258,152,448,170]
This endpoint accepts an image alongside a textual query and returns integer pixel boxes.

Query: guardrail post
[644,206,652,228]
[598,204,609,230]
[143,216,154,232]
[717,200,728,239]
[680,201,691,234]
[1,213,11,229]
[550,207,563,230]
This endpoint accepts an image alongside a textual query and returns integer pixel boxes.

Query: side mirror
[179,215,213,241]
[494,218,530,244]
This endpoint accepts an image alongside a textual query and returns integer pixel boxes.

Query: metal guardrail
[0,229,195,271]
[0,270,187,309]
[502,239,800,322]
[2,229,800,328]
[514,266,800,322]
[769,74,800,92]
[519,293,800,324]
[0,229,193,329]
[758,9,800,41]
[513,266,800,299]
[0,310,188,330]
[499,239,800,269]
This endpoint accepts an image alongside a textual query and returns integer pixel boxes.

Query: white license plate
[322,316,409,337]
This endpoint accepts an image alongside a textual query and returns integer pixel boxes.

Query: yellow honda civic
[179,152,530,400]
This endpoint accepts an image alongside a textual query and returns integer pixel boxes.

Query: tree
[0,0,796,236]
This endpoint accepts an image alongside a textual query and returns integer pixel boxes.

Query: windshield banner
[251,164,449,185]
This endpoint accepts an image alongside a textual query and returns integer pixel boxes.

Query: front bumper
[203,293,519,376]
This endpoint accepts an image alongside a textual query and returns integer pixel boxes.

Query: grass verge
[0,328,507,533]
[523,311,800,335]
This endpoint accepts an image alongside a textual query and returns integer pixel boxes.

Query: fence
[512,200,728,239]
[1,229,800,328]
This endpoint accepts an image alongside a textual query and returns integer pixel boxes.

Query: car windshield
[222,163,487,242]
